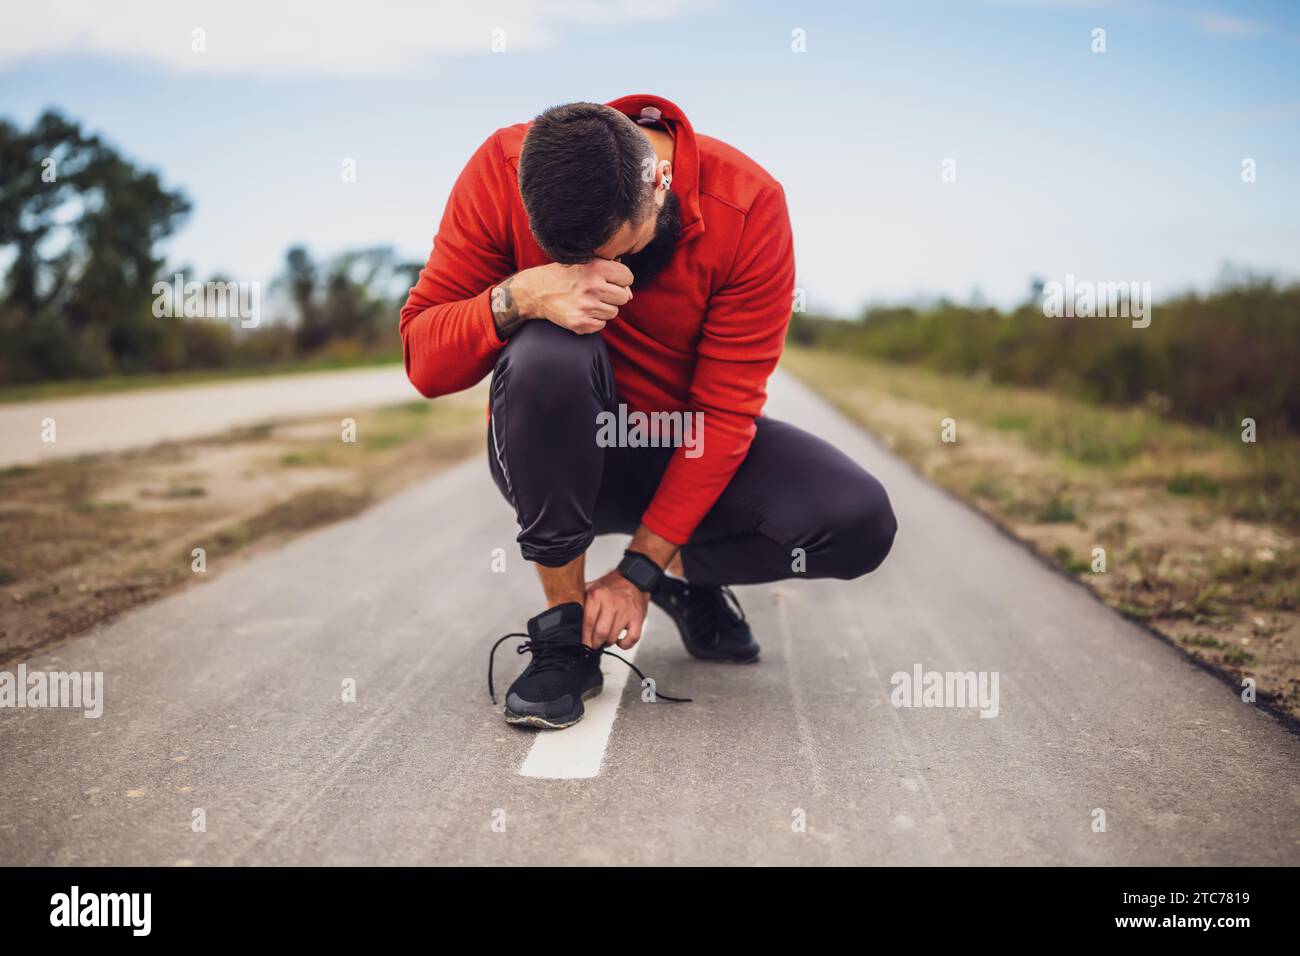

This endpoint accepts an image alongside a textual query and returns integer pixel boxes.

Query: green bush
[789,280,1300,437]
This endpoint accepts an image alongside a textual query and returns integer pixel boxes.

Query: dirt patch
[0,394,484,664]
[784,347,1300,720]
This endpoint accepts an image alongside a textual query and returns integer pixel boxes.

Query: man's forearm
[628,523,678,570]
[490,274,529,338]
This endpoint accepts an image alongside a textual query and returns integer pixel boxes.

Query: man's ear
[658,159,673,190]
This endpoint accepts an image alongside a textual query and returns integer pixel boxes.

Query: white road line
[519,624,646,779]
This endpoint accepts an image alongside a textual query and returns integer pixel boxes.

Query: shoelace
[488,633,692,705]
[718,586,746,625]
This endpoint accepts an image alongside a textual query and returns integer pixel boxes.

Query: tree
[0,110,191,381]
[276,244,413,352]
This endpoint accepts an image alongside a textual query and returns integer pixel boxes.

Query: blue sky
[2,0,1298,314]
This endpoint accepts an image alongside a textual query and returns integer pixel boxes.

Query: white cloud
[0,0,707,75]
[1193,12,1267,37]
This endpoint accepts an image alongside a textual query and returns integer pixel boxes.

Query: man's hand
[582,525,677,651]
[583,568,649,651]
[495,259,633,337]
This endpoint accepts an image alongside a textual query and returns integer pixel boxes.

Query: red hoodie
[400,94,796,545]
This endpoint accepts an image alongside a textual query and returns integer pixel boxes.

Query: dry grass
[0,394,484,663]
[783,346,1300,719]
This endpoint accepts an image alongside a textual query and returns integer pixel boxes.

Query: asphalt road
[2,371,1297,865]
[0,366,415,468]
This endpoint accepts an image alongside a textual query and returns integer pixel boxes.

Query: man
[401,95,897,730]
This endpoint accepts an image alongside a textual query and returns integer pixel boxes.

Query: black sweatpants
[487,320,897,587]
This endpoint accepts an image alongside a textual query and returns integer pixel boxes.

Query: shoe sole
[503,684,603,730]
[685,644,760,664]
[654,600,761,664]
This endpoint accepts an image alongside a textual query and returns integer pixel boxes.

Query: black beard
[621,191,682,288]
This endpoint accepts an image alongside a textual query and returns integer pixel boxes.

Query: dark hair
[518,103,655,263]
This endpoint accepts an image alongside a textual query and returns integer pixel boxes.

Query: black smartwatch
[618,550,664,593]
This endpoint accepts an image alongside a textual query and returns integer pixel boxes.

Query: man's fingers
[591,603,617,648]
[582,601,599,648]
[616,613,643,650]
[588,300,618,320]
[594,282,633,307]
[573,318,607,335]
[592,258,634,287]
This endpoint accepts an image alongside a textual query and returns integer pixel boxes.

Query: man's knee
[823,474,897,580]
[493,321,610,414]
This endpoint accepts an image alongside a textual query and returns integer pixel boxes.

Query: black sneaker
[489,603,602,729]
[487,603,694,729]
[652,579,760,663]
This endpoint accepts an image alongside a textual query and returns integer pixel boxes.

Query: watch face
[622,554,658,590]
